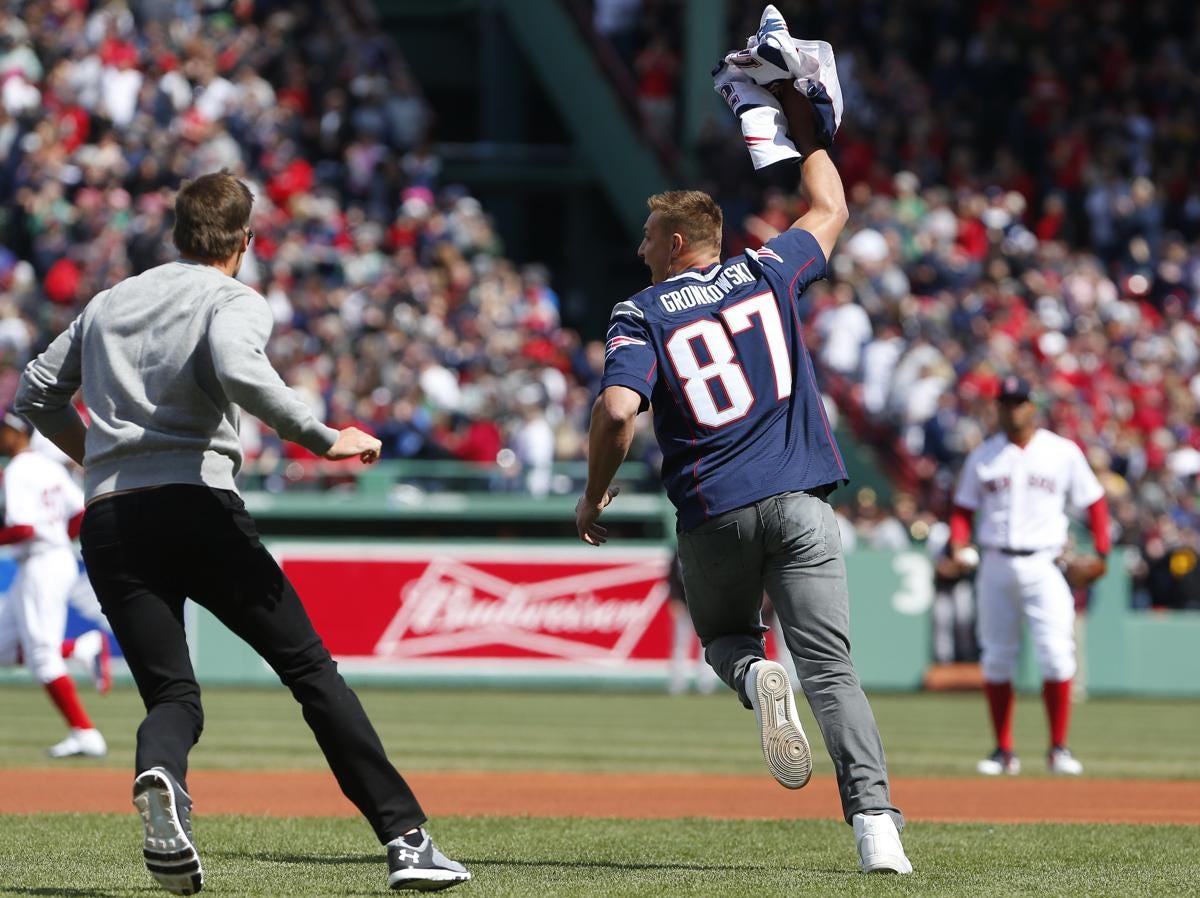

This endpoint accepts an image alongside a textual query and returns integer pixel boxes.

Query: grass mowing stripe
[1,813,1197,897]
[1,686,1197,780]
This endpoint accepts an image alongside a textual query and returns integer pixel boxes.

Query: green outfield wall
[179,538,1198,698]
[3,483,1196,696]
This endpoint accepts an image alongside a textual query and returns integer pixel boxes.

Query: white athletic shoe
[72,629,113,694]
[1048,747,1084,775]
[133,767,203,895]
[853,812,913,874]
[48,727,107,758]
[976,749,1021,776]
[745,659,812,789]
[386,828,471,891]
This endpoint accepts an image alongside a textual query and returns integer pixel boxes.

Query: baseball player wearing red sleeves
[0,410,110,757]
[949,376,1111,776]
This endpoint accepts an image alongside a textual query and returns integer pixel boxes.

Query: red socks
[983,681,1014,752]
[1042,678,1073,747]
[45,675,93,730]
[61,639,75,658]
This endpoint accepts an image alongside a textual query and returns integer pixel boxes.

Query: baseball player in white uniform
[0,410,110,757]
[949,377,1110,776]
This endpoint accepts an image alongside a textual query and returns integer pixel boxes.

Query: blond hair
[172,172,254,261]
[646,190,722,252]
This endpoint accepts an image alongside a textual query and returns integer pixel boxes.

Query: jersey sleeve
[1066,442,1105,509]
[745,228,828,306]
[3,461,38,527]
[953,452,983,510]
[599,298,657,412]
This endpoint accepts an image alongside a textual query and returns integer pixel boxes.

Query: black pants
[81,484,425,843]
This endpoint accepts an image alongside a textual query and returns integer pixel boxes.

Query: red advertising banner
[276,544,681,676]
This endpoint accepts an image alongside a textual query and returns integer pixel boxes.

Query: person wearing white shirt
[0,410,110,758]
[815,284,872,376]
[949,376,1110,777]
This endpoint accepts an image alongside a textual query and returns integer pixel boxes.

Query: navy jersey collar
[663,261,723,284]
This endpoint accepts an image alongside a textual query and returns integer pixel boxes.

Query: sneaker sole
[388,869,472,891]
[861,854,914,875]
[133,772,203,896]
[750,661,811,789]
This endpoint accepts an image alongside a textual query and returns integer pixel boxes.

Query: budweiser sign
[277,545,675,666]
[376,555,669,659]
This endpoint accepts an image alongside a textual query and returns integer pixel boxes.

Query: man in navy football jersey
[576,82,911,874]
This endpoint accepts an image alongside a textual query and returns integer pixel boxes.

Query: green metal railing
[239,459,676,542]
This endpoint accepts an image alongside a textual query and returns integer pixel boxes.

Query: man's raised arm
[777,86,848,261]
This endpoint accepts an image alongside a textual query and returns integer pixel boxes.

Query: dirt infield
[1,768,1193,824]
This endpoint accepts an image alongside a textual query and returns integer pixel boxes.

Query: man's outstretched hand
[325,426,382,464]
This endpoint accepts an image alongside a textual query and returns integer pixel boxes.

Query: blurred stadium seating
[1,0,1198,608]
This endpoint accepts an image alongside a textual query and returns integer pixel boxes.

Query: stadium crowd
[593,0,1200,608]
[1,1,1197,608]
[0,0,600,499]
[784,176,1200,612]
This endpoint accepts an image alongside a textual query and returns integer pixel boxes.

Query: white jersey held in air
[3,449,84,557]
[953,429,1104,553]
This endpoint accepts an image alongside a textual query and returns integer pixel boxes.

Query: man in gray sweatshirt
[16,172,470,894]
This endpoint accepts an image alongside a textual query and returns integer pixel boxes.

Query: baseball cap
[997,375,1032,403]
[1,407,31,433]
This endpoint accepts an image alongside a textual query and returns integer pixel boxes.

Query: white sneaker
[48,727,107,758]
[745,660,811,789]
[976,749,1021,776]
[1048,747,1084,775]
[133,767,203,895]
[72,629,113,694]
[853,812,913,874]
[386,828,471,891]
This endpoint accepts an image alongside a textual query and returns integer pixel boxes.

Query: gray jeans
[677,489,903,830]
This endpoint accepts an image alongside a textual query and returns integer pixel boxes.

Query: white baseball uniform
[953,429,1104,682]
[0,449,86,683]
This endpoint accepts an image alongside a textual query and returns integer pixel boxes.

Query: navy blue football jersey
[600,228,847,530]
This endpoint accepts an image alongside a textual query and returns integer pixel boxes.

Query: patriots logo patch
[610,300,645,319]
[754,247,783,264]
[606,335,647,356]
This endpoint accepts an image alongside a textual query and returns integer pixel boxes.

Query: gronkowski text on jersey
[600,229,846,530]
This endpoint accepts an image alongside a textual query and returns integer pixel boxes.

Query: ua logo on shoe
[394,848,421,864]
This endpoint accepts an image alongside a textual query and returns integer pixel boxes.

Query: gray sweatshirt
[16,260,338,501]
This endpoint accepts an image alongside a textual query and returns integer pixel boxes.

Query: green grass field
[1,685,1196,778]
[3,814,1198,897]
[2,685,1198,896]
